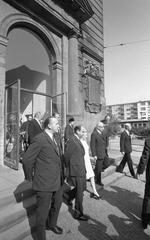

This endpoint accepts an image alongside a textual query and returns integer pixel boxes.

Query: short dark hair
[74,125,81,133]
[69,117,75,123]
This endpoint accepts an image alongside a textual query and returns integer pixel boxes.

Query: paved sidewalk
[1,139,148,240]
[43,169,149,240]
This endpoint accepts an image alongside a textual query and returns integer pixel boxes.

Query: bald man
[116,123,136,178]
[22,117,64,240]
[90,121,107,186]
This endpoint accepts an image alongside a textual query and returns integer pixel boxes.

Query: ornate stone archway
[0,13,62,165]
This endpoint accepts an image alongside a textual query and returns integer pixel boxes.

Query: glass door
[4,80,20,170]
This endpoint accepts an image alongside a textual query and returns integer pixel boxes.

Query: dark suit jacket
[137,137,150,183]
[64,124,74,143]
[22,132,62,192]
[28,119,43,144]
[90,129,107,159]
[64,135,86,177]
[120,131,132,153]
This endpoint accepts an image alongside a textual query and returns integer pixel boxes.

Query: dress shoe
[133,175,138,179]
[116,167,123,173]
[46,226,63,234]
[99,182,104,187]
[90,193,101,200]
[74,213,89,221]
[96,182,104,187]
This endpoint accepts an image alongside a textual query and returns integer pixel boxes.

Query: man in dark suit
[64,117,75,145]
[90,121,107,186]
[64,125,88,221]
[22,116,64,240]
[116,123,136,178]
[136,137,150,229]
[28,111,43,144]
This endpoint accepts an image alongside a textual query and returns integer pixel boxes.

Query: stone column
[0,36,8,165]
[52,61,62,114]
[68,31,82,115]
[62,36,68,128]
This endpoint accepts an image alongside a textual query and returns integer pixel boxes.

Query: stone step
[0,195,36,233]
[0,181,35,210]
[0,213,35,240]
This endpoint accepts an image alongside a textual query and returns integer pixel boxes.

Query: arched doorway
[4,23,64,169]
[6,28,51,117]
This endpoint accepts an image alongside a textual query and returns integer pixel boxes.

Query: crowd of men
[20,112,150,240]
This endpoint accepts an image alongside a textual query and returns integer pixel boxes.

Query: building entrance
[4,79,66,170]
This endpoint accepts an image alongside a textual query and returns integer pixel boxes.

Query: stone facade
[0,0,105,166]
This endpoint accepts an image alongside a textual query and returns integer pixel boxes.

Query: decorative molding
[52,62,63,70]
[51,0,94,23]
[0,35,8,47]
[0,13,61,63]
[80,45,103,63]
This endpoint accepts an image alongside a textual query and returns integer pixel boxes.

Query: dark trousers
[35,188,63,240]
[95,159,104,184]
[63,177,85,216]
[117,153,135,177]
[141,181,150,228]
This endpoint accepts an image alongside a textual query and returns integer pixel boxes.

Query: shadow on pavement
[102,185,150,239]
[78,216,116,240]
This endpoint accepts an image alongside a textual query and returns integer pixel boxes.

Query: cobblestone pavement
[43,171,150,240]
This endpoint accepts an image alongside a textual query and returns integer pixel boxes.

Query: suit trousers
[36,189,63,240]
[117,153,135,177]
[63,177,85,216]
[141,181,150,228]
[95,159,104,184]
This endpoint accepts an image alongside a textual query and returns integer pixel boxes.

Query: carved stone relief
[81,56,103,113]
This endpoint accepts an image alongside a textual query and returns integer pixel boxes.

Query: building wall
[78,0,105,133]
[0,0,105,165]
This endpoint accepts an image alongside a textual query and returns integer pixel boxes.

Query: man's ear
[47,124,51,130]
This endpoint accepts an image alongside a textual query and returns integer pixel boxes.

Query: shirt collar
[125,129,130,135]
[45,129,53,140]
[74,133,80,140]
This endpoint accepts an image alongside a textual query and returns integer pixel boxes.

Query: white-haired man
[90,121,107,186]
[116,123,136,178]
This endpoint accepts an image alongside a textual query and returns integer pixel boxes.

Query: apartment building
[106,100,150,128]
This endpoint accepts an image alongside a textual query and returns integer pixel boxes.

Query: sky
[103,0,150,105]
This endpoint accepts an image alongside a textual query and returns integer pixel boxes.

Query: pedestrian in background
[136,137,150,229]
[116,123,136,178]
[90,121,107,187]
[64,117,75,145]
[28,111,43,145]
